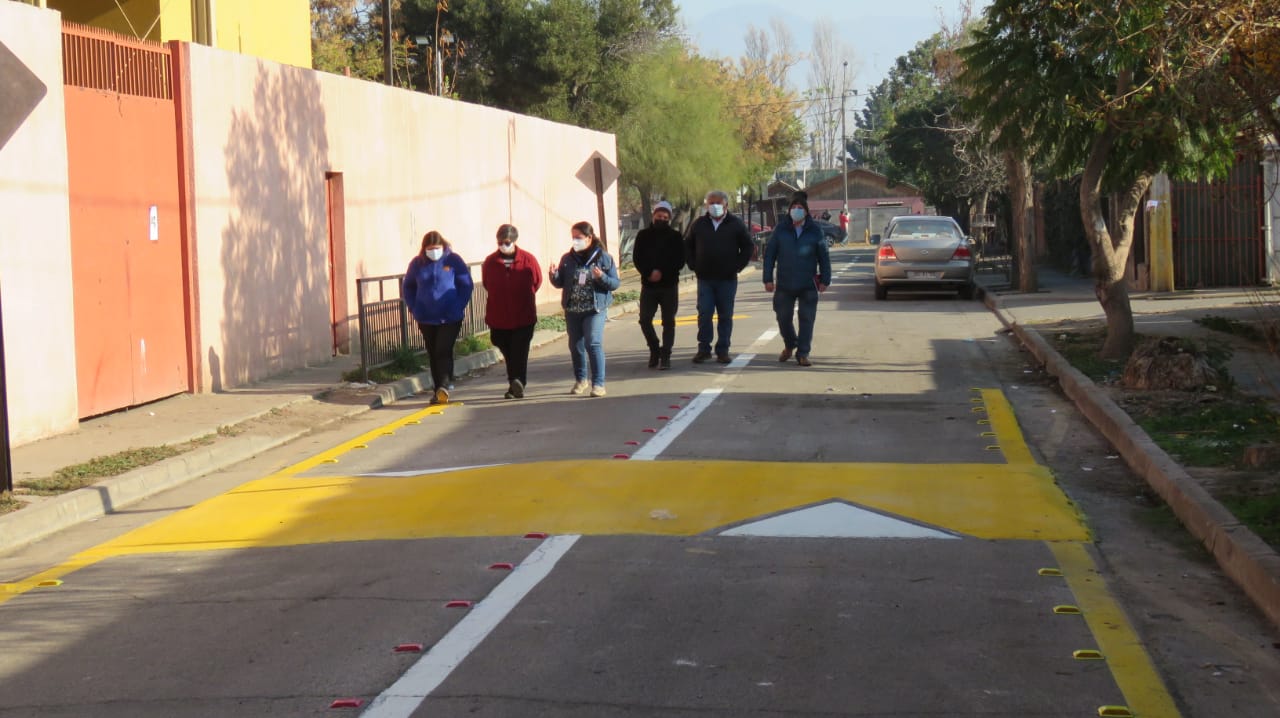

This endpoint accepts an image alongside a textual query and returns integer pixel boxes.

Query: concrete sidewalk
[979,267,1280,631]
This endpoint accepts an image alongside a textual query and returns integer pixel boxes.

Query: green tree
[961,0,1238,359]
[617,43,745,220]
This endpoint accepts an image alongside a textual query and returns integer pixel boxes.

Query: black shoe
[716,353,731,364]
[648,349,660,368]
[692,351,712,363]
[509,378,524,398]
[659,355,671,370]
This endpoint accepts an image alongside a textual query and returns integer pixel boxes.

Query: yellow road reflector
[1039,568,1063,576]
[321,458,339,464]
[37,580,63,587]
[971,406,986,413]
[1053,605,1081,615]
[981,432,996,437]
[1073,649,1105,660]
[406,420,420,425]
[977,419,990,425]
[985,445,1002,451]
[970,397,984,403]
[353,445,368,450]
[1098,707,1134,717]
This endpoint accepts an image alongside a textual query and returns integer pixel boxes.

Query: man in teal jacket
[763,192,831,367]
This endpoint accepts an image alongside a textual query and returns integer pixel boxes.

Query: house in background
[760,169,925,243]
[20,0,311,67]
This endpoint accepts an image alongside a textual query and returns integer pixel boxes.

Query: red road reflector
[393,643,424,653]
[680,395,692,399]
[524,532,549,539]
[657,416,671,420]
[642,428,657,433]
[489,562,515,570]
[625,441,640,446]
[612,454,629,459]
[445,600,473,608]
[669,405,682,409]
[330,698,364,709]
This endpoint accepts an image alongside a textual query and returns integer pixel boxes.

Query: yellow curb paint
[980,389,1036,465]
[275,404,448,477]
[1051,542,1183,718]
[0,557,98,606]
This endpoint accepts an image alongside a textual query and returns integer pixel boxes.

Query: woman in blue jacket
[403,230,474,404]
[548,221,620,397]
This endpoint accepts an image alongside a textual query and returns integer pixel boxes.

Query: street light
[840,63,854,215]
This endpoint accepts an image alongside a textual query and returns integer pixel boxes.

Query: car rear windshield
[889,221,960,239]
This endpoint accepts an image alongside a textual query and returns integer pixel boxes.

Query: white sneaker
[570,380,589,395]
[432,387,450,405]
[590,385,607,397]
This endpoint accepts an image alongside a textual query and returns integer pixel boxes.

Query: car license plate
[907,271,942,279]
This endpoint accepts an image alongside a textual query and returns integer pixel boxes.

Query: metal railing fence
[356,264,488,381]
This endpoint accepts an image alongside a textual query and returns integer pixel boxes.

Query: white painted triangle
[719,502,958,539]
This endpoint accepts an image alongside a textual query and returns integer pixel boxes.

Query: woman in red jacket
[482,224,543,399]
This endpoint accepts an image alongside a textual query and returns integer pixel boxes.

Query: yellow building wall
[211,0,311,68]
[45,0,310,67]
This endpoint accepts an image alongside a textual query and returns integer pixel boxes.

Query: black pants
[489,323,535,385]
[638,284,679,355]
[418,321,462,391]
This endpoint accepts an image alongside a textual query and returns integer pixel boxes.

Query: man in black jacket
[684,189,754,363]
[633,200,685,370]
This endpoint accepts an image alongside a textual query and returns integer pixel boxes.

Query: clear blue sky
[678,0,990,109]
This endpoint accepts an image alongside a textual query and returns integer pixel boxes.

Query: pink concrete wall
[0,3,79,446]
[184,45,618,391]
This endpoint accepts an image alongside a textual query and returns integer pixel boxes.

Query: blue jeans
[773,287,819,357]
[565,310,607,386]
[696,278,738,355]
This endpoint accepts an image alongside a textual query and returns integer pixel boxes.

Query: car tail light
[951,244,972,260]
[877,245,898,261]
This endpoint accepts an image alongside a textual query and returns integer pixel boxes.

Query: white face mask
[425,248,444,261]
[790,208,807,223]
[498,243,516,256]
[707,203,726,219]
[571,238,590,252]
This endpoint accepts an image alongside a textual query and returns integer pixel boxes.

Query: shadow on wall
[219,66,331,389]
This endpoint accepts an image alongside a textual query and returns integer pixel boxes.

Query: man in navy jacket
[763,191,831,367]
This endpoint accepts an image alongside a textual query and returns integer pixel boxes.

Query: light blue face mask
[790,208,806,223]
[708,203,726,219]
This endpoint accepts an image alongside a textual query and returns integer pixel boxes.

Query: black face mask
[652,219,669,229]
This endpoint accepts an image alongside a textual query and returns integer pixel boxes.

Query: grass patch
[1220,493,1280,549]
[455,333,492,356]
[342,344,425,383]
[18,445,183,495]
[0,492,23,516]
[614,290,640,304]
[1047,328,1125,382]
[1132,395,1279,467]
[536,314,566,332]
[1196,314,1264,343]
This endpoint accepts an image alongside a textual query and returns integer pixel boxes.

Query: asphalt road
[1,246,1278,717]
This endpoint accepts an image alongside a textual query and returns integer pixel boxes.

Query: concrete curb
[0,400,381,556]
[979,285,1280,631]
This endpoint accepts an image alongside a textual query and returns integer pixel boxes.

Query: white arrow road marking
[719,501,960,539]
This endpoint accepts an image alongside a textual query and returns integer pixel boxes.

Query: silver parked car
[873,215,975,300]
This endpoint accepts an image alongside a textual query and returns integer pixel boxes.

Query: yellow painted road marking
[981,389,1037,465]
[674,313,748,327]
[66,459,1086,558]
[1051,542,1184,718]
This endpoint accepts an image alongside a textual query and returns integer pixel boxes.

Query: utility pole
[840,63,852,214]
[382,0,393,86]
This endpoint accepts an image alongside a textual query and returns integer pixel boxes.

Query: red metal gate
[62,22,189,417]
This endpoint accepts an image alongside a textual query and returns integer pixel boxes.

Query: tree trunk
[1078,126,1152,360]
[1004,150,1037,293]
